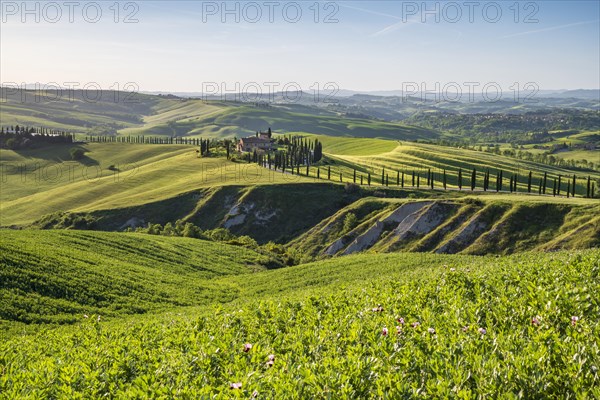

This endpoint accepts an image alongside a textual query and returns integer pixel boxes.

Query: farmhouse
[236,129,273,152]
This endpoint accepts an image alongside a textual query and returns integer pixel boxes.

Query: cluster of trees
[1,125,74,149]
[130,221,259,248]
[243,135,323,171]
[199,138,212,157]
[129,220,300,265]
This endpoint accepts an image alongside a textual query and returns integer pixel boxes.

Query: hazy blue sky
[1,1,598,92]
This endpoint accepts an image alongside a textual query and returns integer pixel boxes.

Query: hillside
[311,139,600,194]
[0,230,280,326]
[289,197,600,257]
[1,139,598,250]
[1,241,598,397]
[1,89,438,140]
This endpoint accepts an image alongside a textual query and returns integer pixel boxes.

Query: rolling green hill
[0,143,317,226]
[1,140,598,249]
[1,232,598,397]
[0,230,279,326]
[1,89,438,140]
[311,138,600,194]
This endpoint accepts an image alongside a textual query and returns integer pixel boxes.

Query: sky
[1,1,599,93]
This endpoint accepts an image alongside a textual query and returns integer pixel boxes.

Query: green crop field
[1,229,598,398]
[0,230,279,327]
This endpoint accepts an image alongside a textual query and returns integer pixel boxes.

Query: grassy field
[310,138,600,194]
[1,139,598,229]
[0,143,315,226]
[1,231,598,398]
[0,230,279,327]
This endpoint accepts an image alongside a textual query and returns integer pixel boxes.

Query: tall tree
[542,172,547,195]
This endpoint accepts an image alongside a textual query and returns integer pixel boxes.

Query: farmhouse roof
[241,136,270,143]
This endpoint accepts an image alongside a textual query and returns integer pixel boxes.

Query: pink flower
[427,327,436,334]
[462,325,469,332]
[243,343,252,353]
[396,326,402,334]
[382,327,389,336]
[230,382,242,390]
[266,354,275,367]
[397,317,405,325]
[372,304,384,312]
[411,321,420,328]
[478,327,487,335]
[571,316,579,326]
[531,317,540,326]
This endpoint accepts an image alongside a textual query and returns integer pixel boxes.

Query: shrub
[5,138,18,149]
[343,213,358,233]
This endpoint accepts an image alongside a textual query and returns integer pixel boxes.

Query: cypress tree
[417,174,420,188]
[499,170,503,191]
[361,175,363,185]
[430,171,434,189]
[542,172,547,195]
[368,173,371,186]
[458,168,462,190]
[471,168,476,191]
[340,172,342,182]
[587,176,591,198]
[386,174,389,187]
[412,171,415,186]
[538,178,543,195]
[496,172,500,192]
[401,172,404,188]
[552,178,556,196]
[572,175,576,197]
[509,176,513,193]
[527,171,532,193]
[567,182,571,198]
[317,167,320,179]
[557,175,562,196]
[396,171,400,186]
[328,166,331,180]
[353,169,356,183]
[382,168,385,185]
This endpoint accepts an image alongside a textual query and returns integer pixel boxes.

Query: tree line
[1,126,74,149]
